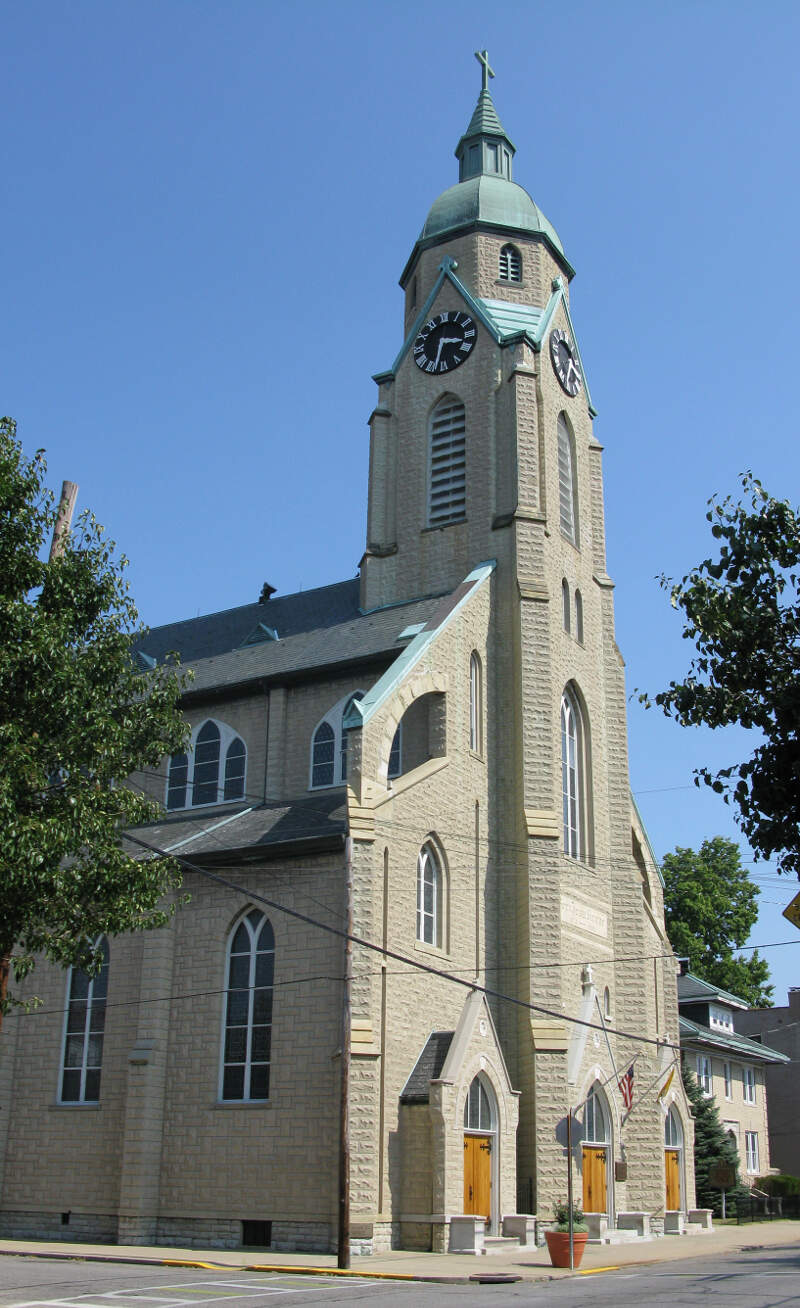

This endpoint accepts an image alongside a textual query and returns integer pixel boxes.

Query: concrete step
[483,1236,523,1255]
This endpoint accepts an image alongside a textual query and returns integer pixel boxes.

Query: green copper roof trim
[344,561,496,731]
[679,1015,791,1064]
[455,88,515,156]
[374,258,503,382]
[536,278,597,418]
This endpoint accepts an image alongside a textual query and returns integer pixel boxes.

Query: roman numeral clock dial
[549,328,583,397]
[413,311,476,373]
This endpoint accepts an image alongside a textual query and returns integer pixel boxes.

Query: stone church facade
[0,65,696,1254]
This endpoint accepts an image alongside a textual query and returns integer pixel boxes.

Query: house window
[310,691,366,789]
[469,651,483,754]
[429,396,466,526]
[221,910,274,1102]
[167,719,247,810]
[499,243,522,282]
[696,1054,712,1095]
[743,1066,756,1104]
[575,590,584,643]
[60,937,109,1103]
[417,841,443,946]
[562,579,571,633]
[709,1004,733,1032]
[561,686,588,860]
[557,414,579,545]
[723,1061,732,1099]
[745,1130,760,1173]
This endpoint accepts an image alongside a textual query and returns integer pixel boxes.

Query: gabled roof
[678,973,750,1011]
[679,1015,791,1066]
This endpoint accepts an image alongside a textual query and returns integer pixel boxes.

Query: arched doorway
[463,1075,496,1229]
[582,1082,611,1218]
[664,1107,683,1211]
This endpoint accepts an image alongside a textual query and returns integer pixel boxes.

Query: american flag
[619,1064,635,1110]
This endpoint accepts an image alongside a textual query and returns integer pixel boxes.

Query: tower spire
[455,52,516,182]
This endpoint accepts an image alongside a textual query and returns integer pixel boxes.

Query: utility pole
[48,480,79,561]
[337,835,353,1269]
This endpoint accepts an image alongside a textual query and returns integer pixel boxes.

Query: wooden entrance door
[582,1145,607,1214]
[464,1134,492,1221]
[665,1149,681,1210]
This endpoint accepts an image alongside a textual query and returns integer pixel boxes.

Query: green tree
[662,837,772,1005]
[682,1061,748,1216]
[648,474,800,878]
[0,417,188,1022]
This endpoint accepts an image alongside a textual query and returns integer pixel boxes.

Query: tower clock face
[549,328,582,397]
[413,311,476,374]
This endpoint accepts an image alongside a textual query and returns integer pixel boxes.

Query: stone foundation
[0,1211,119,1242]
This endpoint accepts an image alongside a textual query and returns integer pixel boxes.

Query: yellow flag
[657,1066,675,1101]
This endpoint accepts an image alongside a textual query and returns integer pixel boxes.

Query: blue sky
[3,2,798,1003]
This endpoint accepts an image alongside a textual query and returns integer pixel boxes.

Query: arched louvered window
[312,721,335,788]
[60,937,109,1103]
[469,651,483,754]
[429,397,466,527]
[499,243,522,282]
[221,910,274,1101]
[562,579,571,633]
[557,414,579,546]
[575,589,584,643]
[561,686,587,860]
[417,841,443,946]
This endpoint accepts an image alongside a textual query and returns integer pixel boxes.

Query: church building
[0,57,697,1254]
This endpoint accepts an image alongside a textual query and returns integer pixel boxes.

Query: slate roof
[123,793,347,866]
[400,1031,455,1103]
[135,579,444,698]
[677,973,750,1011]
[679,1015,791,1066]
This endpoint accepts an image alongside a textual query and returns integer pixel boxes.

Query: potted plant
[545,1200,589,1268]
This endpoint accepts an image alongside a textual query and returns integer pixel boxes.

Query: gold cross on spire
[475,49,495,93]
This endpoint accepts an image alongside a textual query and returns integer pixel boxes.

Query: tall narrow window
[167,751,189,810]
[562,579,571,633]
[221,911,274,1102]
[745,1131,759,1173]
[388,723,402,779]
[193,721,221,805]
[743,1066,756,1104]
[312,721,335,787]
[417,841,442,946]
[61,937,109,1103]
[557,414,578,545]
[469,651,483,754]
[561,687,586,860]
[697,1054,712,1095]
[575,590,584,643]
[224,738,246,800]
[464,1075,494,1130]
[499,243,522,282]
[429,397,466,526]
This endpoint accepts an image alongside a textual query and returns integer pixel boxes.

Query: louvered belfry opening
[499,243,521,282]
[429,396,466,526]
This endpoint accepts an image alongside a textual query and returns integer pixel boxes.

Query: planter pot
[545,1229,588,1268]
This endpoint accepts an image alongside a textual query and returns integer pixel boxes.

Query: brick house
[0,63,695,1254]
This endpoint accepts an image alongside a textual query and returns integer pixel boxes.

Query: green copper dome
[420,174,566,259]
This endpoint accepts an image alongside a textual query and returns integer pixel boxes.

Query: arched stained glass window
[312,721,335,788]
[464,1075,494,1130]
[61,937,109,1103]
[167,752,189,810]
[417,841,443,946]
[470,651,483,754]
[224,737,246,800]
[665,1106,683,1147]
[221,910,274,1101]
[388,723,402,779]
[192,721,221,806]
[561,687,588,860]
[584,1083,608,1143]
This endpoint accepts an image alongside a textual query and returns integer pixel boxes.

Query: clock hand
[434,337,445,368]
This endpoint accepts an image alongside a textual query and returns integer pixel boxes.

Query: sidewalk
[0,1222,798,1283]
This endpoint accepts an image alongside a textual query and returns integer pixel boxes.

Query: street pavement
[0,1220,797,1284]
